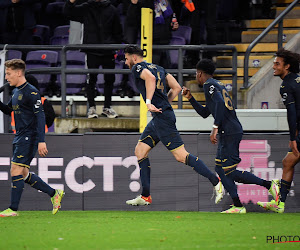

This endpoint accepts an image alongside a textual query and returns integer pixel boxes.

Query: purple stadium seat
[169,36,186,68]
[172,25,192,44]
[33,25,50,45]
[57,65,87,94]
[25,50,59,94]
[7,50,22,60]
[57,51,87,94]
[53,25,70,37]
[96,60,123,95]
[50,36,69,45]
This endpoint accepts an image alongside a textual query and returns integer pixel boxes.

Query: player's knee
[174,154,185,163]
[135,145,147,159]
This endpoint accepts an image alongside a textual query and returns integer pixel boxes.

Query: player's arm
[165,73,182,103]
[286,103,299,156]
[203,84,225,144]
[0,98,13,115]
[182,86,211,118]
[32,94,48,157]
[282,86,299,156]
[140,68,162,113]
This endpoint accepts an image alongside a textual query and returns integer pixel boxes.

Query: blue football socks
[24,173,55,197]
[9,175,24,211]
[138,157,151,197]
[280,179,291,202]
[186,153,219,186]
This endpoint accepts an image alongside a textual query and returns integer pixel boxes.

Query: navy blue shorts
[11,140,38,168]
[139,109,184,151]
[216,133,242,171]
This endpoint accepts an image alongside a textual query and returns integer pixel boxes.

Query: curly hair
[275,48,300,73]
[196,59,216,75]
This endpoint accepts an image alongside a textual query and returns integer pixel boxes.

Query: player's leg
[258,152,299,213]
[23,140,64,214]
[214,134,245,213]
[126,122,159,206]
[223,134,279,201]
[0,163,25,217]
[281,152,298,203]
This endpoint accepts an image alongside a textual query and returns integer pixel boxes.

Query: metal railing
[243,0,299,88]
[0,43,237,119]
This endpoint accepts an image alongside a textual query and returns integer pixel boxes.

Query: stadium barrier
[0,133,299,212]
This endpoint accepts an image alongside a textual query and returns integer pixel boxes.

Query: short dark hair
[275,48,300,73]
[124,45,143,57]
[196,59,216,75]
[5,59,26,73]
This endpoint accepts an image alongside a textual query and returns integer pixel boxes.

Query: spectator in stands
[124,0,178,68]
[64,0,124,118]
[68,0,87,45]
[0,0,39,45]
[187,0,217,66]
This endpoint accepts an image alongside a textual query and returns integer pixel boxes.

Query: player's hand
[38,142,48,157]
[210,127,218,144]
[181,86,192,100]
[289,140,299,157]
[146,103,162,113]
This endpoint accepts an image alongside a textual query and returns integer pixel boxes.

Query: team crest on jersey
[295,77,300,83]
[136,65,142,72]
[18,94,23,100]
[209,85,215,95]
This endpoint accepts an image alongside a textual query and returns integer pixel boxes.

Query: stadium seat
[57,51,87,94]
[33,25,50,45]
[7,50,22,60]
[25,50,59,94]
[169,36,186,68]
[172,25,192,44]
[50,36,69,45]
[53,25,70,37]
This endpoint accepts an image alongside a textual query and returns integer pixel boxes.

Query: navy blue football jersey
[131,61,172,113]
[280,72,300,139]
[8,82,46,144]
[203,78,243,135]
[280,73,300,109]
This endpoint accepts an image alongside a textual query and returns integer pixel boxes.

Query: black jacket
[0,0,39,32]
[64,0,123,56]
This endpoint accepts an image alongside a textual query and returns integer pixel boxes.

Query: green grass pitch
[0,211,299,249]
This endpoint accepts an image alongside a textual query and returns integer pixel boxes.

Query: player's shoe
[221,205,246,214]
[268,179,280,203]
[257,200,285,213]
[51,189,65,215]
[0,208,18,217]
[213,178,225,204]
[126,195,152,206]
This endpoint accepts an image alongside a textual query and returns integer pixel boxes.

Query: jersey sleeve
[281,84,295,106]
[132,64,144,79]
[31,92,46,143]
[189,96,211,118]
[0,98,12,115]
[203,83,225,126]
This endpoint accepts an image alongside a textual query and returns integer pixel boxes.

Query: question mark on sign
[123,156,140,192]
